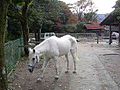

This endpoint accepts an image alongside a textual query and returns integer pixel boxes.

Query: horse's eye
[32,58,35,61]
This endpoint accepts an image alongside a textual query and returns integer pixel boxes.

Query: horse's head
[112,32,119,39]
[28,48,39,73]
[112,32,115,35]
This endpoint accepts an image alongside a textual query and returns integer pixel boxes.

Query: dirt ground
[9,41,120,90]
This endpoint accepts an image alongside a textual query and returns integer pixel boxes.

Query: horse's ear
[33,49,35,53]
[28,48,33,53]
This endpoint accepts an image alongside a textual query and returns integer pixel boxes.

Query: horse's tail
[63,35,77,46]
[69,36,77,45]
[67,35,77,50]
[68,36,77,58]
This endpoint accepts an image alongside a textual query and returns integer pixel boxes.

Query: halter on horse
[28,35,77,81]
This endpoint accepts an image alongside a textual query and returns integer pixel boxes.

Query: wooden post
[38,29,40,42]
[97,32,99,44]
[109,25,112,45]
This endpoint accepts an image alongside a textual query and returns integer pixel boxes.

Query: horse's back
[46,36,70,55]
[40,35,77,56]
[61,35,77,47]
[58,35,77,55]
[47,35,76,56]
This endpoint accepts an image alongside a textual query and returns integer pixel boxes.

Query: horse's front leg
[53,57,59,80]
[37,58,49,81]
[65,54,69,73]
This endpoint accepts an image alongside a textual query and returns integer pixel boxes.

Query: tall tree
[54,1,77,32]
[29,0,61,33]
[84,9,98,22]
[8,0,32,55]
[0,0,10,90]
[20,0,32,55]
[58,1,72,24]
[69,0,96,21]
[67,14,78,24]
[114,0,120,19]
[113,0,120,46]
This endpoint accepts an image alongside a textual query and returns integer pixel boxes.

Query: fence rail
[4,38,24,74]
[29,33,97,42]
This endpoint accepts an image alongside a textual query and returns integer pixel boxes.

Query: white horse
[28,35,77,81]
[112,32,119,39]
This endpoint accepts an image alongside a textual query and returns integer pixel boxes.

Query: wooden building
[84,23,104,34]
[100,12,120,46]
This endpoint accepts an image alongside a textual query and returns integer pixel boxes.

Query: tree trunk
[0,0,9,90]
[21,21,29,56]
[21,2,29,56]
[119,24,120,46]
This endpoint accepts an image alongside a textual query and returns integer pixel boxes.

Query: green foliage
[8,0,79,36]
[7,1,23,41]
[28,2,44,32]
[58,1,71,24]
[62,24,76,33]
[113,9,120,23]
[84,11,98,22]
[116,0,120,7]
[6,18,21,42]
[53,1,77,33]
[28,0,61,33]
[113,0,120,22]
[76,22,86,33]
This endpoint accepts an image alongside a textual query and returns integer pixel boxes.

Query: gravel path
[9,42,120,90]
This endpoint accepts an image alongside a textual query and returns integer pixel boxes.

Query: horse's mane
[34,36,57,52]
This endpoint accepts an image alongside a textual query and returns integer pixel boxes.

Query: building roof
[100,11,119,26]
[85,23,104,30]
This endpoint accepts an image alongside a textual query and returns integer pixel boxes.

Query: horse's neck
[34,41,48,54]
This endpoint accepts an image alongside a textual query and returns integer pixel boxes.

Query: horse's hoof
[65,70,69,73]
[54,76,59,80]
[36,78,42,83]
[73,71,76,74]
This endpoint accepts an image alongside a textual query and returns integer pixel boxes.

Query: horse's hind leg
[70,49,76,73]
[65,54,69,73]
[53,57,59,79]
